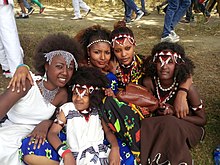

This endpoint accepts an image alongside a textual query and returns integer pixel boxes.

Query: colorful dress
[106,71,118,94]
[100,96,149,164]
[0,77,56,165]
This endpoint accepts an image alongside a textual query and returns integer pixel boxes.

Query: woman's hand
[105,88,116,97]
[7,66,33,93]
[157,103,174,116]
[28,120,52,149]
[109,146,120,165]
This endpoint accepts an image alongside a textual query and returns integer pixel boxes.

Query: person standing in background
[122,0,144,23]
[0,0,24,78]
[71,0,91,20]
[160,0,191,43]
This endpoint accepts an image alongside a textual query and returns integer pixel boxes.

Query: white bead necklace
[155,77,178,103]
[157,77,176,91]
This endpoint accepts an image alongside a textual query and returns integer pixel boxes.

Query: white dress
[60,102,110,165]
[0,77,56,165]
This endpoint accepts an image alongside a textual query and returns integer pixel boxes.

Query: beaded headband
[44,50,78,70]
[153,51,185,67]
[111,34,135,48]
[87,39,111,48]
[72,84,100,98]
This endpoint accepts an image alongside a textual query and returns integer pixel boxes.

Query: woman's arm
[101,119,120,165]
[174,76,193,118]
[7,65,33,93]
[0,79,31,120]
[182,85,206,126]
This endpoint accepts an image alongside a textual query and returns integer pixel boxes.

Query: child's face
[72,87,90,111]
[156,53,176,80]
[87,42,111,69]
[113,39,135,66]
[45,55,74,88]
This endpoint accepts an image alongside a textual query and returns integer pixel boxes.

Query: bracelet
[57,144,70,158]
[178,87,188,93]
[61,149,71,158]
[17,64,30,70]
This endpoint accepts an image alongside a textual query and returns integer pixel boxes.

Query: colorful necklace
[155,77,178,103]
[115,55,143,86]
[38,80,59,103]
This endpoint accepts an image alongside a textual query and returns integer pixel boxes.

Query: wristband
[57,144,70,158]
[178,87,188,93]
[17,64,30,71]
[61,149,71,158]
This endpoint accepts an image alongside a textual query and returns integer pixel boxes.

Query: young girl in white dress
[47,67,121,165]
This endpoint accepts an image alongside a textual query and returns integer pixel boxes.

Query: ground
[0,3,220,164]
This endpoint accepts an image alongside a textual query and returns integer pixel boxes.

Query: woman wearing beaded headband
[141,42,206,164]
[0,33,84,165]
[110,21,145,90]
[48,67,120,165]
[74,25,119,96]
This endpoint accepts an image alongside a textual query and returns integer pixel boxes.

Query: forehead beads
[44,50,78,70]
[87,39,111,48]
[72,84,100,98]
[153,51,185,66]
[111,34,135,48]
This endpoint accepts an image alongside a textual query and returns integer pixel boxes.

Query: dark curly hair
[144,42,195,83]
[33,33,84,76]
[68,66,109,108]
[74,25,111,60]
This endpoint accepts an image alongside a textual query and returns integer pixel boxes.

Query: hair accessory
[111,34,135,48]
[44,50,78,70]
[72,84,100,98]
[153,51,185,65]
[87,39,111,48]
[38,80,59,103]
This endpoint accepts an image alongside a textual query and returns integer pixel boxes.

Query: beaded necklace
[38,80,59,103]
[154,77,178,103]
[115,54,143,87]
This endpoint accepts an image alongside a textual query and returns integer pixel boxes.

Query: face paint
[111,34,135,48]
[153,51,185,65]
[159,56,172,67]
[72,84,96,98]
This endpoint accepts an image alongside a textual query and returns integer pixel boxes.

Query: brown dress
[140,79,205,165]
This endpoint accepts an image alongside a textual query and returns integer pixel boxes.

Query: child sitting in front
[47,66,120,165]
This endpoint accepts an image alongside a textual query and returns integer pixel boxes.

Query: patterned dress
[100,96,149,164]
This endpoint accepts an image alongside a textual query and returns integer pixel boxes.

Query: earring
[43,72,47,81]
[87,57,90,65]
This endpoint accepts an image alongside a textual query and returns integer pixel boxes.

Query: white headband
[44,50,78,70]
